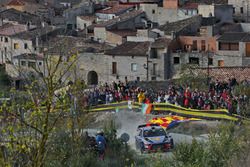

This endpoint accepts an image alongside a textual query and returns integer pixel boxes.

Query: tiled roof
[105,41,150,56]
[0,8,41,25]
[89,10,144,28]
[181,3,198,9]
[217,32,250,42]
[159,15,202,35]
[96,4,134,15]
[13,53,44,60]
[7,0,25,6]
[11,26,55,40]
[108,29,137,37]
[44,36,113,54]
[151,37,172,48]
[194,67,250,82]
[187,0,228,5]
[0,23,28,36]
[78,15,96,21]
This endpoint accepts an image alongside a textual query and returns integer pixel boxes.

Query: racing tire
[170,138,174,149]
[140,143,145,154]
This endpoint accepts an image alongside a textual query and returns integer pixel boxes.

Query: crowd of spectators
[80,78,249,115]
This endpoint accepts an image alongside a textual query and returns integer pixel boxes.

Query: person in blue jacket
[95,130,106,160]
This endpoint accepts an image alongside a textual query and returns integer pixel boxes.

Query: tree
[0,39,83,166]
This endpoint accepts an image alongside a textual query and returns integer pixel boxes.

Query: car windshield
[143,128,166,137]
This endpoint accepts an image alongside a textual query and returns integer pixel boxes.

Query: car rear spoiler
[137,124,160,129]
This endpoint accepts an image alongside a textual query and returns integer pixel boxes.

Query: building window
[151,76,156,80]
[5,37,8,43]
[201,40,206,51]
[0,37,2,42]
[189,57,199,64]
[173,57,180,64]
[246,43,250,57]
[218,60,224,67]
[219,42,239,51]
[38,62,42,66]
[152,9,155,14]
[21,61,26,66]
[112,62,117,74]
[233,7,235,14]
[241,7,244,14]
[28,61,36,68]
[208,58,213,65]
[150,48,158,58]
[136,77,140,81]
[24,43,28,49]
[14,43,19,49]
[131,63,137,72]
[152,63,157,75]
[192,40,197,51]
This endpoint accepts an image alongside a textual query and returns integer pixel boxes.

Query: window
[208,58,213,65]
[5,37,8,43]
[152,9,155,14]
[192,40,197,51]
[218,60,224,67]
[173,57,180,64]
[150,48,158,58]
[152,63,157,75]
[21,61,26,66]
[112,62,117,74]
[136,77,140,81]
[246,43,250,57]
[241,7,244,14]
[24,43,28,49]
[151,76,156,80]
[28,61,36,68]
[38,62,42,66]
[14,43,19,49]
[219,42,239,51]
[131,63,137,72]
[201,40,206,51]
[233,7,235,14]
[189,57,199,64]
[0,37,2,42]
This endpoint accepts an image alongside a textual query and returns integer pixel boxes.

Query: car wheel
[170,138,174,149]
[140,143,145,154]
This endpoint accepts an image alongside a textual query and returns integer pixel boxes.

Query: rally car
[135,124,174,154]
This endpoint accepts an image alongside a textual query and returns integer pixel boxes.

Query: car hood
[144,136,166,144]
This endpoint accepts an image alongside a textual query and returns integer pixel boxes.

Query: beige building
[140,3,193,26]
[76,16,96,30]
[228,0,250,22]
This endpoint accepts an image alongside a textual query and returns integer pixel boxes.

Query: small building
[76,16,96,30]
[0,23,30,64]
[216,32,250,66]
[198,4,234,23]
[95,4,135,21]
[91,10,147,43]
[228,0,250,22]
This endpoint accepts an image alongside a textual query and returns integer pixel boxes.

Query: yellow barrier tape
[154,107,238,121]
[153,102,229,113]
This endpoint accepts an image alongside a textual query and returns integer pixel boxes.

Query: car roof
[137,124,163,131]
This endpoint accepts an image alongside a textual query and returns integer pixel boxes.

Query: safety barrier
[87,101,243,122]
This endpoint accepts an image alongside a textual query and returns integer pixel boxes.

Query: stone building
[228,0,250,22]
